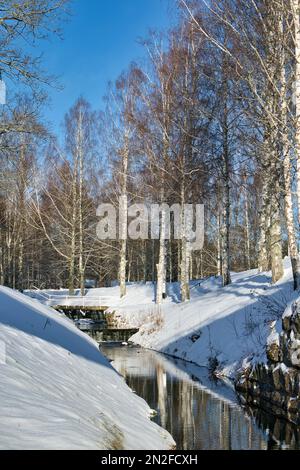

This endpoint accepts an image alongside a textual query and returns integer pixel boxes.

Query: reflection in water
[241,406,300,450]
[78,325,138,343]
[101,345,273,450]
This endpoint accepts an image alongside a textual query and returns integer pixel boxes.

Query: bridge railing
[46,295,111,307]
[25,288,111,308]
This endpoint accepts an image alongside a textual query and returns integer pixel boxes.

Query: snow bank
[128,261,293,379]
[0,287,174,450]
[24,259,294,380]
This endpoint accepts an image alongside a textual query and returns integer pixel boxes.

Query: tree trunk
[221,77,231,287]
[180,181,190,301]
[269,129,284,283]
[217,210,222,276]
[142,240,147,283]
[78,108,85,296]
[283,148,300,288]
[270,186,284,283]
[243,173,251,271]
[168,239,173,283]
[180,237,190,301]
[292,0,300,230]
[151,239,156,284]
[156,191,166,304]
[221,148,231,286]
[258,142,271,273]
[119,133,129,298]
[221,187,231,286]
[280,21,300,289]
[69,154,78,295]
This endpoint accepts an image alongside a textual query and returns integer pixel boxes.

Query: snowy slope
[129,262,293,379]
[24,259,294,380]
[0,287,174,450]
[25,283,157,309]
[96,261,292,379]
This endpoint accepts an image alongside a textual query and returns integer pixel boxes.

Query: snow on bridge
[24,288,110,310]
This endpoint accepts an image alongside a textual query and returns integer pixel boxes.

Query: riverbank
[94,259,294,380]
[27,261,295,380]
[130,263,293,379]
[0,287,174,450]
[26,259,296,381]
[236,294,300,426]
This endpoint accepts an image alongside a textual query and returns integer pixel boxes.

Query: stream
[100,344,300,450]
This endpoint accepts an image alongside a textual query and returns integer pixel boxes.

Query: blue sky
[34,0,174,137]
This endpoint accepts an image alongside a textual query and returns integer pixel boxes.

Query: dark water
[78,325,138,343]
[101,344,300,451]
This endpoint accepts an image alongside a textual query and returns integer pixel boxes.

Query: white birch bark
[217,209,222,276]
[243,173,251,271]
[77,107,85,296]
[119,132,129,298]
[180,182,190,301]
[292,0,300,229]
[280,9,300,289]
[156,189,166,305]
[258,151,271,273]
[221,183,231,287]
[268,13,284,284]
[68,162,77,295]
[221,124,231,287]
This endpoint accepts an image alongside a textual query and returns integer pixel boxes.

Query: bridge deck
[53,305,109,312]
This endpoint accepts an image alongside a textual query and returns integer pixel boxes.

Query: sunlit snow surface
[0,287,174,450]
[22,258,295,396]
[57,258,294,380]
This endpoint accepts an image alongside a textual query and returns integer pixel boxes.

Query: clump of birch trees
[2,0,300,303]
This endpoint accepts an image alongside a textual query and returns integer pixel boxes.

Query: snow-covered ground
[25,259,294,380]
[96,261,294,379]
[129,262,293,379]
[0,287,174,450]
